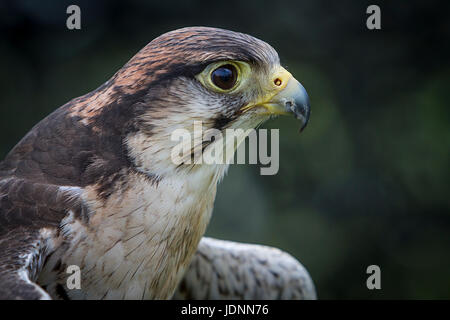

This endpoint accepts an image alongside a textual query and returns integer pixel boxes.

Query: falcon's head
[70,26,310,181]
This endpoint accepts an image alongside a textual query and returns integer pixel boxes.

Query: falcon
[0,27,312,300]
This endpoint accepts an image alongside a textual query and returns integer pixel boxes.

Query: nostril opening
[274,78,282,86]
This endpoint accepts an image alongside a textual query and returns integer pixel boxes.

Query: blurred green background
[0,0,449,299]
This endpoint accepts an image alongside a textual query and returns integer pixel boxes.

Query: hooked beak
[240,69,310,131]
[262,78,310,131]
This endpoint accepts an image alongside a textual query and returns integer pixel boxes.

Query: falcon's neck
[40,120,236,299]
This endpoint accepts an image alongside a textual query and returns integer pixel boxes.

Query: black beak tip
[294,84,310,132]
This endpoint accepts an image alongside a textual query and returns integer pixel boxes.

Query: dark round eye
[211,64,238,90]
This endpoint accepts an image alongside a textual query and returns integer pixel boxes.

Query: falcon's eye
[211,65,238,90]
[196,61,248,93]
